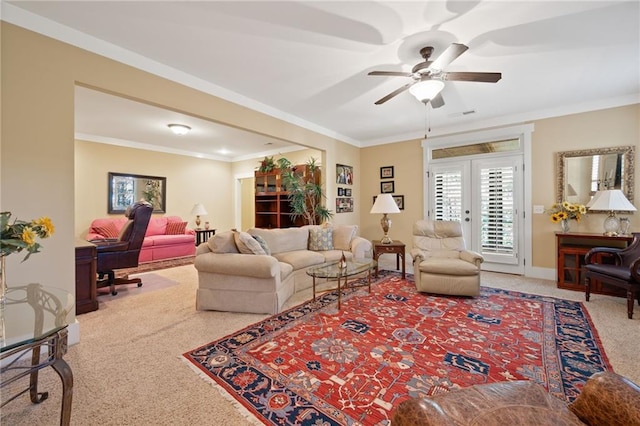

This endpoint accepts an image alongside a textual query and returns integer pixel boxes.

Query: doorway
[428,154,524,274]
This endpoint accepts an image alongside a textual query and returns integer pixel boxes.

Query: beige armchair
[409,219,483,296]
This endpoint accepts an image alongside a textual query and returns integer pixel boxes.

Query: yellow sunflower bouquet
[546,201,587,223]
[0,211,55,261]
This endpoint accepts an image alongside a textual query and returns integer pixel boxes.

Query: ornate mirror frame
[556,145,635,211]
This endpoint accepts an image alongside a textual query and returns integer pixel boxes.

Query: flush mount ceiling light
[167,124,191,135]
[409,80,445,103]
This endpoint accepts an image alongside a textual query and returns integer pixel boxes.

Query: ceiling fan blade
[430,93,445,108]
[374,82,414,105]
[429,43,468,71]
[442,72,502,83]
[368,71,413,77]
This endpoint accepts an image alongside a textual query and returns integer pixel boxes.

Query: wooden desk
[372,240,406,279]
[75,240,97,314]
[556,232,632,296]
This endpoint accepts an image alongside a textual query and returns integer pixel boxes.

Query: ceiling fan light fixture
[409,80,445,103]
[168,123,191,135]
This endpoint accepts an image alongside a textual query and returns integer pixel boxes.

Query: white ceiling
[4,1,640,160]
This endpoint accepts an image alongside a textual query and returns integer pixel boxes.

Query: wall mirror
[556,146,635,210]
[108,172,166,214]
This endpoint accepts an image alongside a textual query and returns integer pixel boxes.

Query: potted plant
[277,157,333,226]
[258,156,276,173]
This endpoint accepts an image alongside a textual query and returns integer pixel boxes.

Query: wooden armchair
[584,232,640,319]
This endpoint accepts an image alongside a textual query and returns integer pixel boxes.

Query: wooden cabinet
[75,240,98,314]
[254,166,320,229]
[556,232,632,296]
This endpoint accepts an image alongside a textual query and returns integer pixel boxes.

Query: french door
[428,155,524,274]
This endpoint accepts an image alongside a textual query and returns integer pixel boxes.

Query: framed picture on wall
[336,164,353,185]
[392,195,405,210]
[344,188,352,197]
[338,187,344,196]
[380,181,394,194]
[380,166,394,179]
[336,197,353,213]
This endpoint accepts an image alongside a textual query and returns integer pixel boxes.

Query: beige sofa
[195,225,372,314]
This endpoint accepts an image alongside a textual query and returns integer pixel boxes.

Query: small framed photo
[344,188,352,197]
[380,181,394,194]
[338,187,344,196]
[393,195,405,210]
[380,166,394,179]
[336,164,353,185]
[336,197,353,213]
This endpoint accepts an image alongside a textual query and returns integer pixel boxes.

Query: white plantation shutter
[432,168,463,221]
[479,165,514,256]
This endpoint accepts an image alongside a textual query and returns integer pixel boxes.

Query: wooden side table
[556,232,631,296]
[194,229,216,245]
[372,240,406,279]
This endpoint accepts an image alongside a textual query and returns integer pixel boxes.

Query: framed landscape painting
[380,181,394,194]
[380,166,394,179]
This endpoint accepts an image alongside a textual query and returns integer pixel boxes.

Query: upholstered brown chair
[391,371,640,426]
[584,232,640,319]
[94,201,153,295]
[409,219,483,297]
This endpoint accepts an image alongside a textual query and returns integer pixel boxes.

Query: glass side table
[1,283,75,425]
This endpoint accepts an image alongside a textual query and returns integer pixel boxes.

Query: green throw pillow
[309,227,334,251]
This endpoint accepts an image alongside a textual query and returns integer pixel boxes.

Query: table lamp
[587,189,636,236]
[190,203,208,229]
[370,194,401,244]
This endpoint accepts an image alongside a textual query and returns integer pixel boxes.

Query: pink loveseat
[87,216,196,263]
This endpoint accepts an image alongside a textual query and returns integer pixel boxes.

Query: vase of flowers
[546,201,586,233]
[0,212,55,307]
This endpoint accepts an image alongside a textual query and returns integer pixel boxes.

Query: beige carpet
[1,261,638,426]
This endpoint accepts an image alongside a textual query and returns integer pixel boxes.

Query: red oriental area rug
[183,272,611,426]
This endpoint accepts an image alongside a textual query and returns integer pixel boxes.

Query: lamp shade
[190,203,208,216]
[587,190,636,212]
[409,80,445,102]
[370,194,400,214]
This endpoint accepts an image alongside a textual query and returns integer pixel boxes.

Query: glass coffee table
[306,259,377,309]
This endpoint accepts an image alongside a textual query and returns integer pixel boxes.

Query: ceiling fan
[368,43,502,107]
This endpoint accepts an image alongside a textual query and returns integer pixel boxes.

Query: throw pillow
[93,222,119,239]
[309,227,334,251]
[233,231,266,255]
[252,235,271,255]
[207,231,239,254]
[165,221,187,235]
[333,225,358,251]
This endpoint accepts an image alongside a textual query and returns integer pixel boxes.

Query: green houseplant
[277,157,333,226]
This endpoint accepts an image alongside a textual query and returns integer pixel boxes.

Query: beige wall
[360,104,639,273]
[1,23,354,325]
[75,140,234,236]
[531,104,639,269]
[360,140,424,245]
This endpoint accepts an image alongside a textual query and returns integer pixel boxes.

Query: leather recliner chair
[94,201,153,295]
[409,219,483,297]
